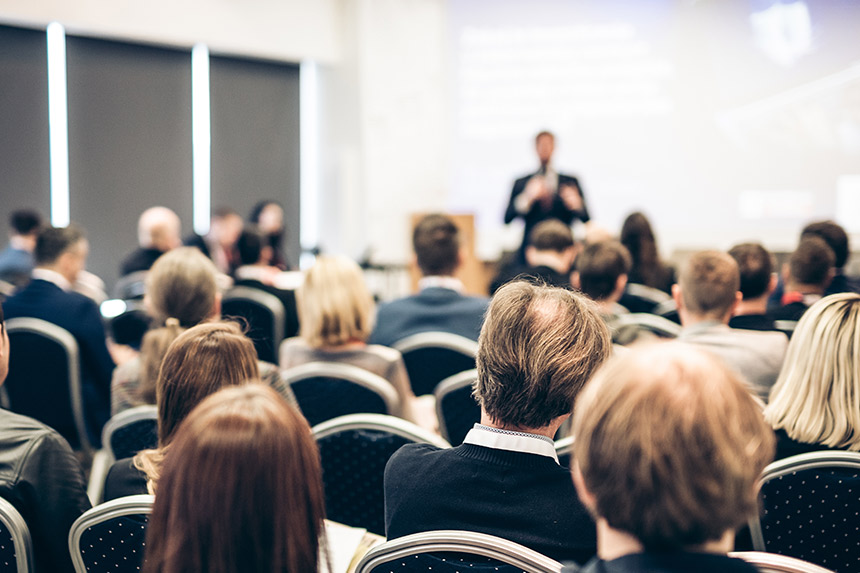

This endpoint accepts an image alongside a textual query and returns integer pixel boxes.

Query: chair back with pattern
[283,362,401,427]
[313,414,450,536]
[356,530,563,573]
[393,332,478,396]
[4,318,92,452]
[750,452,860,573]
[222,286,285,363]
[0,497,33,573]
[618,283,671,314]
[68,495,153,573]
[730,551,835,573]
[101,406,159,461]
[434,369,480,446]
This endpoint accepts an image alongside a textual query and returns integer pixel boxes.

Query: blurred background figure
[250,200,290,270]
[0,209,43,290]
[185,207,243,275]
[619,211,675,295]
[119,207,182,277]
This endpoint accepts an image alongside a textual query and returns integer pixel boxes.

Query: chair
[111,271,148,300]
[610,312,681,342]
[618,283,672,314]
[3,318,92,452]
[0,497,33,573]
[222,286,285,363]
[313,414,450,536]
[434,369,480,446]
[101,299,151,350]
[730,551,835,573]
[68,494,153,573]
[355,530,563,573]
[653,299,680,323]
[749,451,860,573]
[283,362,401,427]
[774,320,798,339]
[393,332,479,396]
[101,405,158,462]
[554,436,574,469]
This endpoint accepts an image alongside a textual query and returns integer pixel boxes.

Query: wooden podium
[408,213,488,295]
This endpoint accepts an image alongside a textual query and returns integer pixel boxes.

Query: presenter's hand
[560,184,583,211]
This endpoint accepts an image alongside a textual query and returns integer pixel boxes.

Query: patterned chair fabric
[101,406,159,461]
[434,369,480,446]
[750,452,860,573]
[222,287,285,363]
[313,415,450,536]
[355,530,563,573]
[0,497,33,573]
[393,332,478,397]
[69,495,153,573]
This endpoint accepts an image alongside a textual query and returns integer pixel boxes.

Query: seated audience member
[571,240,631,321]
[233,227,299,339]
[103,322,260,499]
[143,384,326,573]
[765,293,860,461]
[280,255,421,424]
[119,206,182,276]
[3,225,114,442]
[0,209,42,288]
[771,236,834,322]
[250,200,291,270]
[567,343,774,573]
[674,251,787,399]
[384,281,611,564]
[801,220,859,296]
[184,207,243,275]
[0,303,91,573]
[490,219,576,294]
[619,211,675,294]
[727,242,778,331]
[370,214,488,347]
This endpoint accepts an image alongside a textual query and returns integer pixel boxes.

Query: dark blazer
[728,313,778,332]
[232,278,300,339]
[369,287,489,347]
[102,457,147,502]
[2,279,114,440]
[119,247,163,276]
[490,264,570,295]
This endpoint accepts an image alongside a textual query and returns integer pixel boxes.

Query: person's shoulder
[364,344,404,362]
[387,442,449,472]
[0,409,56,437]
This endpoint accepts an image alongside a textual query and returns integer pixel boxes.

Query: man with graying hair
[384,280,611,565]
[119,206,182,276]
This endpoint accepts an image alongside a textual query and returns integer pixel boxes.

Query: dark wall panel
[209,56,300,268]
[66,37,193,289]
[0,25,51,237]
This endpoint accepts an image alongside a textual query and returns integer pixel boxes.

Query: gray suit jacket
[677,321,788,399]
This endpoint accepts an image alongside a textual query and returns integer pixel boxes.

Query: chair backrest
[313,414,451,536]
[393,332,479,396]
[619,283,672,314]
[68,494,153,573]
[0,497,33,573]
[283,362,401,427]
[4,317,92,452]
[774,320,798,339]
[749,451,860,572]
[356,530,563,573]
[554,436,574,469]
[730,551,835,573]
[112,271,149,300]
[611,313,682,339]
[222,286,285,363]
[434,369,480,446]
[101,405,159,462]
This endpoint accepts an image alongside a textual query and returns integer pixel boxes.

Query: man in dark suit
[490,219,576,295]
[2,225,114,443]
[505,131,590,260]
[369,214,488,347]
[727,242,779,332]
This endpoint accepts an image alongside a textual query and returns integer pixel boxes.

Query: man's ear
[615,274,628,297]
[570,271,581,290]
[211,292,222,320]
[767,272,778,295]
[671,283,683,310]
[525,246,537,267]
[572,462,597,513]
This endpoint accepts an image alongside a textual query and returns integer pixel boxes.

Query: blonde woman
[764,293,860,461]
[280,255,422,425]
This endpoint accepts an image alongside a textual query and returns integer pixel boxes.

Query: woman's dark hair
[620,211,671,291]
[143,384,327,573]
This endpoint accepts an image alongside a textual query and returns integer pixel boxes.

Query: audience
[280,255,421,424]
[184,206,243,275]
[619,211,675,294]
[490,219,576,294]
[2,224,114,443]
[143,384,326,573]
[370,213,489,347]
[250,200,291,270]
[0,303,91,573]
[673,250,787,399]
[801,220,858,296]
[0,209,42,288]
[727,242,778,331]
[384,280,611,564]
[119,206,182,276]
[764,293,860,461]
[572,240,631,320]
[103,321,261,500]
[771,236,835,322]
[568,343,774,573]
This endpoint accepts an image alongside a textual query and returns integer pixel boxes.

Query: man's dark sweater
[384,442,596,565]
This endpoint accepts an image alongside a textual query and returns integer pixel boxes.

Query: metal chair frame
[100,405,158,462]
[433,369,479,444]
[282,362,401,418]
[625,283,672,304]
[312,413,451,449]
[68,494,154,573]
[393,331,479,359]
[0,497,33,573]
[730,551,835,573]
[223,286,286,350]
[612,312,682,338]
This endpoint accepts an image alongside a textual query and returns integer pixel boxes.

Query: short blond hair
[678,250,739,319]
[298,255,374,347]
[573,343,774,549]
[765,293,860,450]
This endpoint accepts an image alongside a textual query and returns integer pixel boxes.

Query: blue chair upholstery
[222,286,285,363]
[313,415,450,536]
[355,530,563,573]
[393,332,478,397]
[434,369,480,446]
[101,406,158,461]
[750,452,860,573]
[0,497,33,573]
[69,495,153,573]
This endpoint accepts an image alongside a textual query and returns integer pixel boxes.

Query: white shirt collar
[463,423,559,463]
[31,268,72,291]
[418,276,464,293]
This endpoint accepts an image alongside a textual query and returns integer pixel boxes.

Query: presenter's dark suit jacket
[2,279,114,442]
[369,287,489,348]
[505,171,590,255]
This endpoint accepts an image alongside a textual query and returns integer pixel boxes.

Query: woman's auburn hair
[142,384,327,573]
